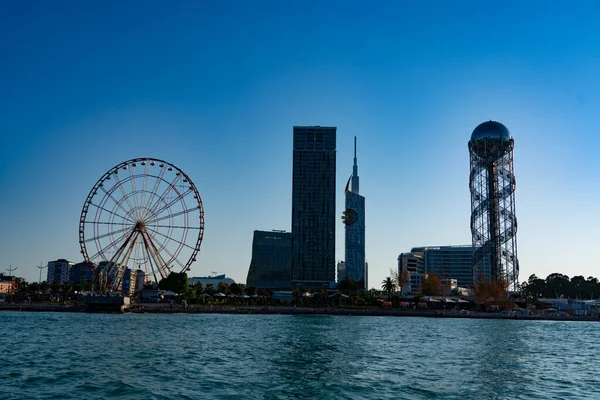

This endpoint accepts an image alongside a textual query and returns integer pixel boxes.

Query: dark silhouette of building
[342,137,366,289]
[469,120,519,291]
[246,230,292,289]
[69,261,95,285]
[291,126,336,289]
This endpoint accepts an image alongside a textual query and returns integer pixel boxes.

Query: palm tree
[62,281,73,301]
[204,284,215,296]
[382,277,395,300]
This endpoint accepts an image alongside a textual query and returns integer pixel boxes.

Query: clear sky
[1,1,599,287]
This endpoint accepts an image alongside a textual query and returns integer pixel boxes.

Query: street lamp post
[37,262,47,285]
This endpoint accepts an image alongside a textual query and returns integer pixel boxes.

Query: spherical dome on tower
[469,120,512,160]
[471,120,510,142]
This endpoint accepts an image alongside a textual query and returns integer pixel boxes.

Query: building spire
[351,136,359,194]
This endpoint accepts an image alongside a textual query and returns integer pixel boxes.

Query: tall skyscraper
[342,137,367,289]
[291,126,336,289]
[469,121,519,291]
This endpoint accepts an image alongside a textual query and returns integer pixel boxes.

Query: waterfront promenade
[1,302,598,321]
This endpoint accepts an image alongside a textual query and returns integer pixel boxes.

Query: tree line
[519,273,600,300]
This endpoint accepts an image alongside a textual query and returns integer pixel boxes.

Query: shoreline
[1,303,598,322]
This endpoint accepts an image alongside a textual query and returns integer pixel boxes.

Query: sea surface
[1,312,599,399]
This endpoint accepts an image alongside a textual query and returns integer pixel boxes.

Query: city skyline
[1,2,599,287]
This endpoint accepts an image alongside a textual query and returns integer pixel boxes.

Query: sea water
[1,312,599,399]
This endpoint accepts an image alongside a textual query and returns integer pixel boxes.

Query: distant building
[134,269,146,292]
[69,261,95,285]
[336,261,347,282]
[188,274,235,289]
[291,126,337,289]
[272,291,294,304]
[343,137,366,289]
[246,230,292,289]
[402,245,475,290]
[47,259,74,284]
[122,268,134,295]
[141,289,159,303]
[0,273,19,294]
[398,252,425,294]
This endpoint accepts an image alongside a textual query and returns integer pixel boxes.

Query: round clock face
[343,208,358,225]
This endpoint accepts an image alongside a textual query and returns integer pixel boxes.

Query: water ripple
[1,312,599,399]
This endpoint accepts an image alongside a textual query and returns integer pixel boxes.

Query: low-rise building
[188,274,235,289]
[0,273,19,294]
[246,230,291,289]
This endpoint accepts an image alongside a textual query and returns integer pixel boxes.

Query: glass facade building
[69,261,95,285]
[291,126,336,288]
[246,230,292,289]
[343,137,366,289]
[412,245,476,288]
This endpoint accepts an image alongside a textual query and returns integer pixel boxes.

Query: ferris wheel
[79,158,204,292]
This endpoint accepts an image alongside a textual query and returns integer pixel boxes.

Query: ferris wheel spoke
[145,225,197,252]
[152,224,201,229]
[108,229,138,265]
[117,235,141,278]
[89,202,134,224]
[88,232,132,263]
[111,173,138,220]
[99,186,136,221]
[105,228,137,264]
[151,188,194,220]
[85,225,133,244]
[159,243,187,271]
[128,166,142,221]
[142,165,167,218]
[141,230,170,280]
[142,240,161,285]
[146,207,198,225]
[147,173,183,218]
[140,163,150,218]
[84,221,132,227]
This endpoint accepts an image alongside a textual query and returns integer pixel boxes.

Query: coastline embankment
[1,302,598,322]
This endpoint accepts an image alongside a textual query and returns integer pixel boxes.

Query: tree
[50,280,62,294]
[381,277,395,300]
[395,271,409,294]
[62,281,73,300]
[472,277,507,304]
[544,273,570,298]
[338,277,359,294]
[421,273,442,296]
[229,283,242,296]
[217,282,229,294]
[521,274,545,299]
[570,275,586,299]
[192,282,203,295]
[204,284,216,296]
[29,282,40,294]
[245,285,257,297]
[158,272,188,294]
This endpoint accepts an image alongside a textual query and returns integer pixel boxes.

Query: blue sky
[1,1,599,287]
